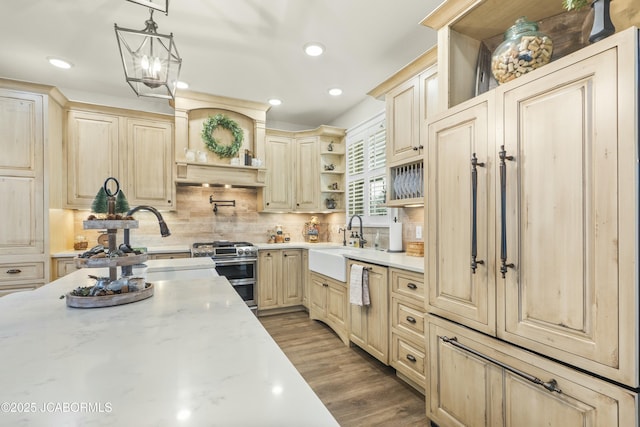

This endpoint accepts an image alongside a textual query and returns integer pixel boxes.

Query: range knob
[237,248,245,255]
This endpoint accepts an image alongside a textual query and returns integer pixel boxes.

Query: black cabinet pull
[499,145,515,278]
[440,335,561,394]
[406,354,417,363]
[471,152,485,273]
[413,146,419,151]
[6,269,22,274]
[407,282,417,290]
[406,316,416,324]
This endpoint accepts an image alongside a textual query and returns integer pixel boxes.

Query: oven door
[213,258,256,281]
[229,279,256,308]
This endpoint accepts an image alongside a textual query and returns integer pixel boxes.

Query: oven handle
[213,258,257,265]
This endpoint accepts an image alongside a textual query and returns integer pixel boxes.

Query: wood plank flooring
[259,311,430,427]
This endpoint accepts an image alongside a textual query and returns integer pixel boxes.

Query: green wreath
[201,114,244,158]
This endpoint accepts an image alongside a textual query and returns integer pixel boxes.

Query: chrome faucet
[347,214,366,248]
[122,205,171,276]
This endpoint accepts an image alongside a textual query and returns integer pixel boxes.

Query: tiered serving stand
[65,178,154,308]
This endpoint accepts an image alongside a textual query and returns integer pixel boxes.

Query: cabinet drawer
[427,315,638,427]
[148,252,190,260]
[390,268,424,303]
[0,262,45,282]
[391,297,425,341]
[391,332,426,387]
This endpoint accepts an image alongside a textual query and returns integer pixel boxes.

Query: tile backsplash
[70,186,424,251]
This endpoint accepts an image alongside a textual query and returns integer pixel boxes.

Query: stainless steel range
[192,241,257,310]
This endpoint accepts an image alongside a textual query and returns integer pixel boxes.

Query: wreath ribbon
[201,114,244,158]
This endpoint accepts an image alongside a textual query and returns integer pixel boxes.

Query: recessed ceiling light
[303,42,325,57]
[176,81,189,89]
[47,57,72,69]
[328,88,343,96]
[268,98,282,106]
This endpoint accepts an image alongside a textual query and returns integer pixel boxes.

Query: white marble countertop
[338,247,424,273]
[255,242,424,273]
[0,264,338,426]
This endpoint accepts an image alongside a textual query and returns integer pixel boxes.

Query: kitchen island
[0,262,338,426]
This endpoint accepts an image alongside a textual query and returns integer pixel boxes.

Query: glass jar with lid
[491,16,553,85]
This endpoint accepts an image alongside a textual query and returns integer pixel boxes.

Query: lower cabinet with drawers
[389,268,427,391]
[0,261,45,297]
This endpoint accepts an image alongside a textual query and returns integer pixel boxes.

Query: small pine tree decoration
[115,190,130,214]
[91,187,109,214]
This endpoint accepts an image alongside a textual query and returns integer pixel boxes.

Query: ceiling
[0,0,443,129]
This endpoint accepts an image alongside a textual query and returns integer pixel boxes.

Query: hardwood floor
[259,311,430,427]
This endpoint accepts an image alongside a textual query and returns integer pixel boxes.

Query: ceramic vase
[589,0,615,43]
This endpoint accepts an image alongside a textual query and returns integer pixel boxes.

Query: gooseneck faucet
[347,214,367,248]
[122,205,171,276]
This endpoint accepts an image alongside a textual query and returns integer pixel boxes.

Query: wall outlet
[416,225,422,239]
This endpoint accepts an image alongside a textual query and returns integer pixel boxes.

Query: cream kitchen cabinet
[66,106,174,210]
[294,136,320,211]
[0,84,62,295]
[386,64,438,164]
[257,249,303,311]
[261,126,345,213]
[427,315,637,427]
[426,94,494,335]
[261,133,293,211]
[147,252,190,260]
[373,50,437,207]
[123,118,174,208]
[301,249,309,308]
[309,271,349,345]
[51,257,79,280]
[389,268,426,390]
[425,28,640,420]
[348,260,388,364]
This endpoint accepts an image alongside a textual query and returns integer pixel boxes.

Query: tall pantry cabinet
[425,28,639,426]
[0,82,63,296]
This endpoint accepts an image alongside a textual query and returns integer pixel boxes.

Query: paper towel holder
[387,217,405,253]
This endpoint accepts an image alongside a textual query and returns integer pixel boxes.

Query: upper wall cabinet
[65,105,175,210]
[260,126,345,213]
[369,47,438,207]
[386,65,438,165]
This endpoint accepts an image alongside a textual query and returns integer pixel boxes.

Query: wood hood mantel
[172,90,270,187]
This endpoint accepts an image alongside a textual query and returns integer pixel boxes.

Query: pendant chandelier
[114,9,182,100]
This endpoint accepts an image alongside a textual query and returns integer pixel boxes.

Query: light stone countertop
[0,263,338,427]
[255,242,425,273]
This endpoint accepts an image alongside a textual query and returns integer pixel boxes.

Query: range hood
[175,162,266,187]
[173,90,269,188]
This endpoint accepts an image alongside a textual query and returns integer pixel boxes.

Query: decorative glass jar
[491,17,553,84]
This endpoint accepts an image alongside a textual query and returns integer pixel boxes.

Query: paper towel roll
[388,222,403,252]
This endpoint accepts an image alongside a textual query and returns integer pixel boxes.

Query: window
[346,112,388,225]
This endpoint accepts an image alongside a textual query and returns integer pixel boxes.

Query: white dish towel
[349,264,370,306]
